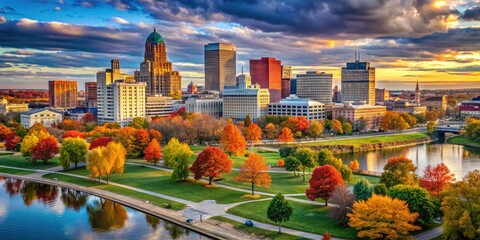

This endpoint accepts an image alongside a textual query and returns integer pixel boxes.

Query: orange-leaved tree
[264,123,278,140]
[144,139,162,165]
[296,116,310,133]
[190,147,233,185]
[245,122,262,148]
[331,120,343,134]
[221,124,247,157]
[348,194,420,239]
[234,153,271,195]
[350,160,360,172]
[278,127,293,144]
[134,129,150,156]
[0,124,13,141]
[62,130,84,139]
[306,165,343,206]
[148,128,162,142]
[420,163,455,195]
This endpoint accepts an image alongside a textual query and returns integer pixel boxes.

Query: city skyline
[0,0,479,90]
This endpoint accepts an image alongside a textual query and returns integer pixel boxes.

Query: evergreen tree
[267,192,293,233]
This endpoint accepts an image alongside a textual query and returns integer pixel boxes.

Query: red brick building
[48,80,78,109]
[281,78,290,98]
[249,57,282,103]
[187,82,198,94]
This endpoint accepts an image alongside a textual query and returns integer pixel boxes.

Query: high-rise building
[223,74,270,121]
[375,88,390,103]
[204,43,236,92]
[290,79,297,95]
[48,80,78,109]
[187,82,198,94]
[281,66,292,79]
[250,57,282,103]
[135,28,181,99]
[85,82,97,107]
[296,71,333,105]
[281,78,291,99]
[341,55,375,105]
[97,60,146,127]
[333,85,341,103]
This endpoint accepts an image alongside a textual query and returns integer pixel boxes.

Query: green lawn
[43,173,186,210]
[57,164,264,204]
[189,145,207,152]
[227,200,357,239]
[0,152,14,156]
[447,135,480,148]
[0,155,60,169]
[211,216,310,240]
[0,167,35,175]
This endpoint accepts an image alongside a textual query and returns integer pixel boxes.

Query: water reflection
[87,199,128,232]
[61,188,87,211]
[3,178,22,196]
[20,181,58,206]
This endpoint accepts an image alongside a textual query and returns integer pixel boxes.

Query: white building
[223,74,270,121]
[185,97,223,118]
[145,95,176,119]
[296,71,333,105]
[21,109,63,128]
[97,60,146,127]
[268,95,325,121]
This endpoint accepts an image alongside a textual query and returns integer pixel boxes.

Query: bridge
[434,121,465,142]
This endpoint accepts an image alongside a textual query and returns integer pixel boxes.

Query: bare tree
[328,184,356,225]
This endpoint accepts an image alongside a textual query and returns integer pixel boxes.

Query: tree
[171,157,190,182]
[20,129,51,158]
[324,119,332,130]
[62,130,84,139]
[134,129,150,156]
[279,147,296,158]
[31,136,59,164]
[296,116,309,132]
[5,132,21,151]
[322,233,332,240]
[58,120,84,131]
[234,153,272,195]
[0,123,12,141]
[329,184,356,225]
[264,123,278,139]
[244,114,252,127]
[353,178,373,201]
[316,148,335,166]
[277,159,285,167]
[89,136,112,150]
[149,128,162,142]
[425,109,440,122]
[373,183,389,196]
[380,111,409,131]
[350,160,360,172]
[86,141,126,184]
[441,170,480,239]
[190,147,233,185]
[284,156,301,176]
[221,124,247,157]
[348,195,421,240]
[280,117,298,133]
[306,165,343,206]
[339,164,353,182]
[144,139,162,165]
[390,184,436,225]
[267,192,293,233]
[307,121,324,140]
[379,156,417,189]
[400,113,417,127]
[81,112,95,124]
[356,117,367,132]
[244,123,262,148]
[278,127,294,144]
[60,137,89,169]
[331,120,343,134]
[420,163,455,195]
[294,148,317,182]
[113,127,136,154]
[128,117,148,129]
[342,122,353,134]
[163,138,194,168]
[426,121,436,134]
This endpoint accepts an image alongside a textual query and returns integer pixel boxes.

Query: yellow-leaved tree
[87,141,126,184]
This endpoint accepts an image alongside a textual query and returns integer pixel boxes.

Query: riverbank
[446,135,480,148]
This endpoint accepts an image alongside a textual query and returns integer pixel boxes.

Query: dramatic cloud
[463,6,480,20]
[111,17,129,24]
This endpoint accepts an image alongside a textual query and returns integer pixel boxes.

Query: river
[0,177,208,240]
[337,143,480,178]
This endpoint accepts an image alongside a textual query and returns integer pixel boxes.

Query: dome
[146,27,164,44]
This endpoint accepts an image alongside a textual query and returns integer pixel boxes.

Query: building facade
[204,43,236,92]
[185,97,223,118]
[460,100,480,118]
[21,109,63,128]
[223,74,270,121]
[425,95,447,112]
[341,59,375,105]
[268,95,325,121]
[290,79,297,95]
[85,82,97,107]
[187,82,198,94]
[135,28,181,99]
[375,88,390,103]
[296,71,333,105]
[0,99,28,114]
[250,57,282,103]
[281,78,291,99]
[145,95,175,119]
[333,101,386,131]
[281,65,292,79]
[48,80,78,109]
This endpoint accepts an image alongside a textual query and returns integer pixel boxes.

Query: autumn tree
[128,117,148,129]
[134,129,150,156]
[420,163,455,195]
[349,160,360,172]
[373,183,389,196]
[296,116,309,132]
[380,111,409,131]
[400,113,417,127]
[60,137,89,169]
[86,141,126,184]
[330,120,343,134]
[148,128,162,142]
[441,170,480,239]
[342,122,353,134]
[277,159,285,167]
[244,114,252,127]
[0,123,12,141]
[5,132,21,151]
[426,121,436,133]
[379,156,417,189]
[190,147,233,185]
[20,129,51,158]
[221,124,247,157]
[163,138,194,168]
[264,123,278,139]
[31,136,59,164]
[280,117,298,133]
[113,127,136,154]
[278,127,294,144]
[81,112,95,124]
[390,184,436,225]
[328,184,356,225]
[306,165,343,206]
[144,139,162,165]
[267,192,293,233]
[234,153,272,195]
[89,136,112,150]
[353,178,373,201]
[62,130,84,139]
[244,123,262,148]
[322,233,332,240]
[348,195,421,239]
[284,156,301,176]
[307,121,324,140]
[294,148,317,181]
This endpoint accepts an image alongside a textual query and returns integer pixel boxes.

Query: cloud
[111,17,129,24]
[462,6,480,20]
[0,16,6,23]
[0,6,17,14]
[58,0,64,4]
[54,7,61,11]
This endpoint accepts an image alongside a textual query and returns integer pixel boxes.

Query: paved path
[414,225,443,240]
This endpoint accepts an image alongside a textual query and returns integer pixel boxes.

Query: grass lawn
[211,216,310,240]
[0,167,35,175]
[58,164,263,204]
[0,152,14,156]
[288,195,324,203]
[227,200,357,239]
[0,155,60,169]
[189,145,207,152]
[447,135,480,148]
[43,173,186,210]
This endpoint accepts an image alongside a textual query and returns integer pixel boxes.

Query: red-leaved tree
[149,129,162,142]
[62,130,84,139]
[31,136,59,164]
[144,139,162,165]
[5,132,21,150]
[81,112,95,124]
[0,124,13,141]
[296,116,310,132]
[306,164,343,206]
[89,136,113,150]
[135,129,150,156]
[189,147,233,185]
[420,163,455,195]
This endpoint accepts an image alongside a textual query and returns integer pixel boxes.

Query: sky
[0,0,479,90]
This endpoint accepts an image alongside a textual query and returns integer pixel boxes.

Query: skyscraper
[250,57,282,103]
[85,82,97,107]
[341,54,375,105]
[135,28,181,99]
[204,43,236,92]
[296,71,333,105]
[48,80,78,109]
[281,65,292,98]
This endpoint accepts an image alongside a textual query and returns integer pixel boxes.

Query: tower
[415,79,421,105]
[204,43,236,92]
[250,57,282,103]
[341,53,375,105]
